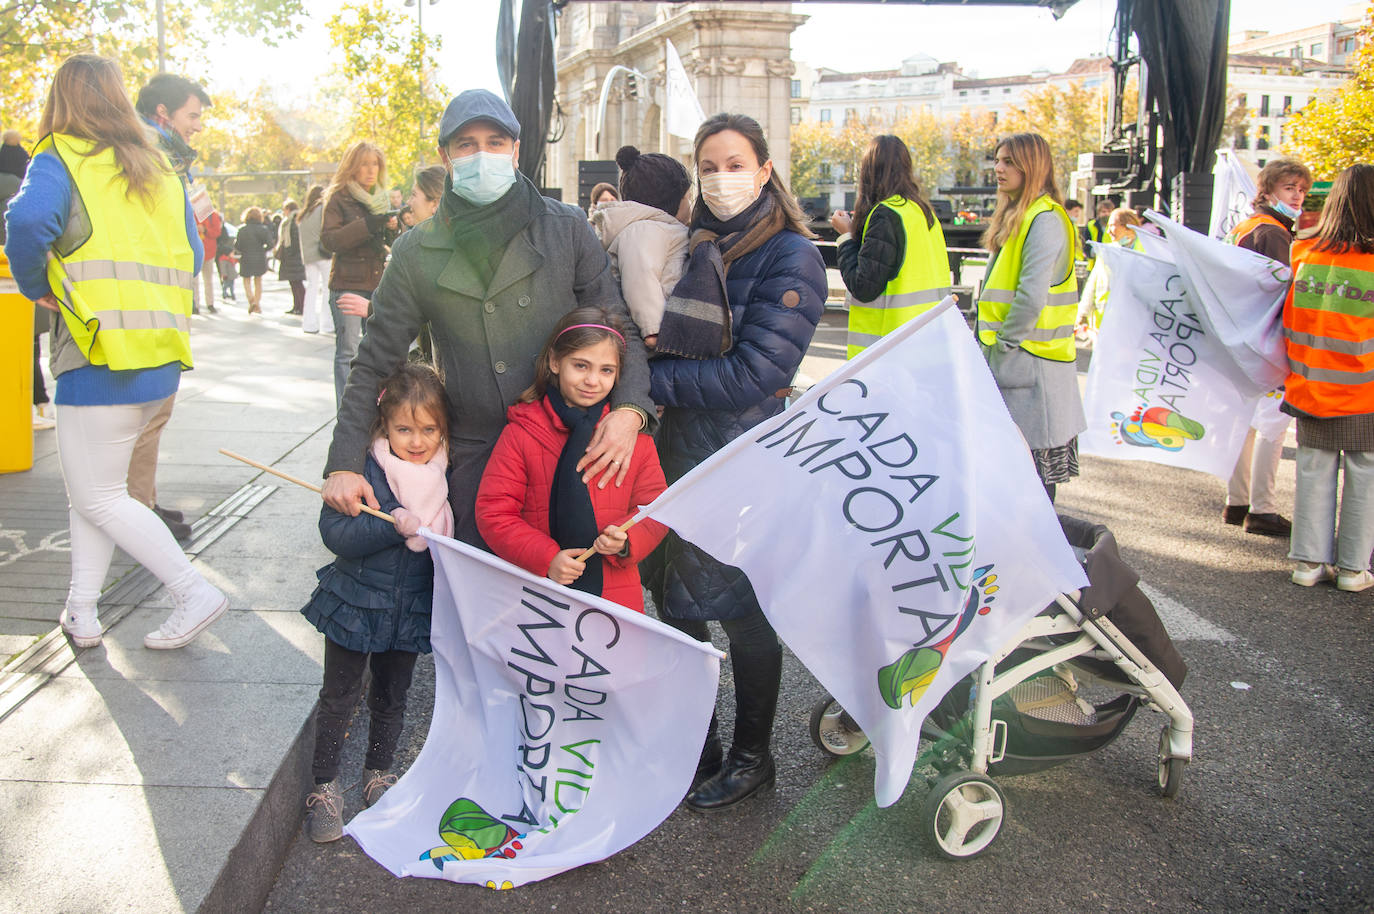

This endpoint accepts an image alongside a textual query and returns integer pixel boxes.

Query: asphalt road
[265,314,1373,913]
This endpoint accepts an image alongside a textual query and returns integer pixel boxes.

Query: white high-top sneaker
[60,604,102,648]
[144,578,227,649]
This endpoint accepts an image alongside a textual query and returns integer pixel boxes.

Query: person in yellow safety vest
[1280,163,1374,592]
[2,54,228,651]
[976,132,1086,503]
[831,134,950,359]
[1221,156,1313,539]
[1075,207,1146,337]
[1082,196,1116,273]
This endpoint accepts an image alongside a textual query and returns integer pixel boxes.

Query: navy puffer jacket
[646,227,826,621]
[301,453,435,653]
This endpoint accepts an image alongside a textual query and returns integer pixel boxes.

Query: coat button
[484,301,495,313]
[518,295,530,307]
[494,360,507,373]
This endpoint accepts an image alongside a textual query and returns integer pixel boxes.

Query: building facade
[548,1,806,205]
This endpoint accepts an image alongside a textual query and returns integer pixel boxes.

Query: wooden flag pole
[573,515,642,563]
[219,448,395,523]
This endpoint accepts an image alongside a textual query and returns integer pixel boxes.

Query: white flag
[664,39,705,141]
[345,534,722,888]
[1209,150,1258,240]
[1145,210,1289,396]
[638,301,1086,808]
[1079,242,1256,479]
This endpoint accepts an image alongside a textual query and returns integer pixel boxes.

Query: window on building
[869,106,881,121]
[1257,126,1270,150]
[980,88,990,96]
[1290,47,1301,58]
[791,79,801,99]
[895,105,908,120]
[1282,95,1293,115]
[1258,158,1267,168]
[1260,95,1270,117]
[1236,126,1249,149]
[1003,87,1012,94]
[790,107,801,125]
[820,162,832,182]
[1310,42,1323,56]
[1237,93,1247,109]
[844,107,858,124]
[820,109,831,123]
[959,90,968,97]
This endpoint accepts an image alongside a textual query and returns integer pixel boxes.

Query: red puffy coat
[475,397,669,612]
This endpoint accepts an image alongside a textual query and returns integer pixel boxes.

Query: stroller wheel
[922,771,1006,860]
[808,695,870,757]
[1157,726,1185,799]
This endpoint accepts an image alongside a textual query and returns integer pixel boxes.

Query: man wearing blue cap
[321,89,655,547]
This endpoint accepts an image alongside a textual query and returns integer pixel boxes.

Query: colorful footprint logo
[1111,405,1205,452]
[420,798,525,870]
[878,565,998,709]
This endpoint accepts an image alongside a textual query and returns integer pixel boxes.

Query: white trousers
[56,400,201,608]
[1226,427,1285,514]
[302,260,334,334]
[1289,448,1374,572]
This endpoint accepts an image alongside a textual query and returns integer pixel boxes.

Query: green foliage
[1284,5,1374,180]
[324,2,448,187]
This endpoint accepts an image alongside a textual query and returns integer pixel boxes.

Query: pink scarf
[370,438,454,538]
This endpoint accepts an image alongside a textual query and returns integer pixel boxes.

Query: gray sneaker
[305,779,343,843]
[362,768,397,808]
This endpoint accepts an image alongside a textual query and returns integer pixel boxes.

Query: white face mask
[1270,198,1301,221]
[699,170,761,221]
[450,150,517,206]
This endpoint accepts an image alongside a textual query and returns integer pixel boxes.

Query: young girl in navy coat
[476,307,668,611]
[301,362,453,843]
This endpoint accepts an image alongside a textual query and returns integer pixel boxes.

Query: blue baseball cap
[437,89,521,145]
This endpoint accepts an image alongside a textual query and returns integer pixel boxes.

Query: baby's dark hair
[519,307,626,403]
[369,362,450,444]
[616,145,691,218]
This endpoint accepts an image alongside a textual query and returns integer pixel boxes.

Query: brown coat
[321,191,387,292]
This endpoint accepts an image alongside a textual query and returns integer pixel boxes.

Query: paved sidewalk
[0,282,340,913]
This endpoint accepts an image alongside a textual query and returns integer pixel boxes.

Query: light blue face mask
[450,151,517,206]
[1270,198,1302,221]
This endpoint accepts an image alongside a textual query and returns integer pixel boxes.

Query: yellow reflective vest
[1084,217,1107,270]
[38,133,194,371]
[847,196,950,359]
[976,195,1079,362]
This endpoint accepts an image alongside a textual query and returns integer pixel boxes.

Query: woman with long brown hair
[4,54,226,650]
[975,132,1085,501]
[643,112,827,812]
[1282,163,1374,592]
[321,141,397,406]
[832,134,950,357]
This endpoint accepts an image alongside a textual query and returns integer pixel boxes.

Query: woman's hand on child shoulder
[548,549,586,586]
[593,525,628,557]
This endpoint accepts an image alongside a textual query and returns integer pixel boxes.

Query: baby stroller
[808,515,1193,859]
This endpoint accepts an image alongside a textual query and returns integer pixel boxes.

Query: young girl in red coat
[476,307,668,611]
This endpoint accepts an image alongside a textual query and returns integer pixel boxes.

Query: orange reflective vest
[1225,212,1285,249]
[1282,238,1374,417]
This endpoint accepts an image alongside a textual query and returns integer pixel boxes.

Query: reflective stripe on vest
[976,195,1079,361]
[1282,239,1374,417]
[37,133,194,372]
[847,197,950,359]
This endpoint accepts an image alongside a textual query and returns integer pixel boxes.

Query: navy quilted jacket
[646,227,826,620]
[301,453,435,653]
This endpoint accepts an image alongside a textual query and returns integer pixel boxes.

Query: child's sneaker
[1336,568,1374,593]
[144,579,227,649]
[305,779,344,843]
[60,604,102,648]
[362,768,397,808]
[1292,561,1335,587]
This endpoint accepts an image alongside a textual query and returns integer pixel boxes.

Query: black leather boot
[693,713,723,789]
[686,641,781,811]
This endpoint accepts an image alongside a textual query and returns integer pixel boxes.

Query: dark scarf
[656,190,785,359]
[144,117,197,178]
[440,171,542,289]
[546,389,608,597]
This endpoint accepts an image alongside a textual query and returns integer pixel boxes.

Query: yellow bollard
[0,251,34,473]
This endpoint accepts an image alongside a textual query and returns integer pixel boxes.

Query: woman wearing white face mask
[642,113,827,813]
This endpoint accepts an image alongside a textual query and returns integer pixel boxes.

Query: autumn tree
[1003,80,1105,193]
[788,120,833,200]
[324,2,447,187]
[946,109,999,187]
[0,0,305,139]
[890,110,951,195]
[1284,4,1374,179]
